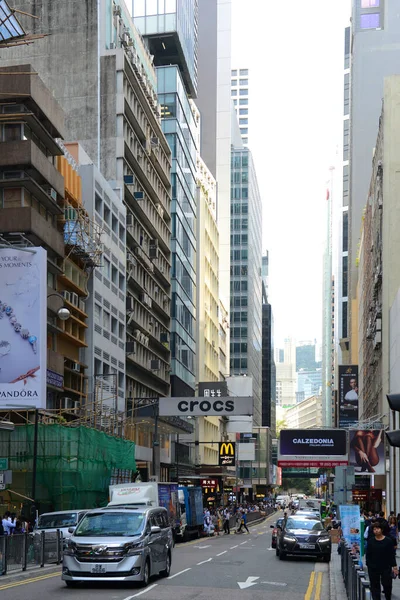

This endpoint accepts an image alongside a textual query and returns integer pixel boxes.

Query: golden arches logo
[220,442,234,456]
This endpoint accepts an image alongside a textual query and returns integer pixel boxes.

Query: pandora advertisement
[278,429,348,467]
[0,247,47,408]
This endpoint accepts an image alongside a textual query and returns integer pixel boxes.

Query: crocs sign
[158,396,253,417]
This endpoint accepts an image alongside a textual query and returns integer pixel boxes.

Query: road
[0,514,330,600]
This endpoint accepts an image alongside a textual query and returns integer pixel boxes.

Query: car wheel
[279,551,286,561]
[323,554,331,563]
[65,581,78,588]
[160,552,171,577]
[141,559,150,587]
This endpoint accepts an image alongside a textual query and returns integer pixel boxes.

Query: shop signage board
[159,396,253,417]
[278,429,348,467]
[219,442,236,466]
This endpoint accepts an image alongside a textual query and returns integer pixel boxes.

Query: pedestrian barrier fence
[0,530,63,575]
[340,541,371,600]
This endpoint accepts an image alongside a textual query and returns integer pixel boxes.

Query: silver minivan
[62,506,173,587]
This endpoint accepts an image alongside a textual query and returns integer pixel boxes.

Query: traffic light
[385,394,400,447]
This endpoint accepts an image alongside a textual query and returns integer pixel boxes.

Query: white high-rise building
[231,67,249,146]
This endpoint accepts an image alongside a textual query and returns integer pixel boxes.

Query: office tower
[231,67,249,146]
[322,170,334,426]
[261,252,276,435]
[230,146,262,425]
[296,341,321,371]
[196,0,232,370]
[345,0,400,359]
[275,338,296,407]
[132,0,199,396]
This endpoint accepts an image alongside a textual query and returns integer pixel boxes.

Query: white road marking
[193,545,211,549]
[240,541,248,545]
[260,581,287,586]
[230,545,239,549]
[237,576,260,590]
[123,583,158,599]
[216,551,227,556]
[167,568,192,580]
[197,557,213,565]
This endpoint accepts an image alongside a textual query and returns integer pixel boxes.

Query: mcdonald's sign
[219,442,236,466]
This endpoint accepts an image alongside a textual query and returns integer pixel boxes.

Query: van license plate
[91,564,106,574]
[299,543,315,549]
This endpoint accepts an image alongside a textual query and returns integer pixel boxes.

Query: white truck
[108,482,180,537]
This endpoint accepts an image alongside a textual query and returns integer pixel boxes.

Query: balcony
[0,171,63,215]
[0,206,64,257]
[0,140,64,198]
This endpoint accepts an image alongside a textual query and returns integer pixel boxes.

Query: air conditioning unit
[109,42,116,49]
[126,296,134,311]
[70,292,79,307]
[373,331,382,348]
[49,188,57,201]
[79,299,85,312]
[134,191,144,200]
[150,359,160,371]
[134,329,141,340]
[160,332,169,344]
[61,290,71,303]
[154,286,159,295]
[73,400,80,413]
[124,174,135,185]
[113,5,122,16]
[71,362,80,373]
[155,203,164,218]
[61,397,73,410]
[126,213,133,226]
[140,333,146,344]
[150,137,160,148]
[126,341,136,354]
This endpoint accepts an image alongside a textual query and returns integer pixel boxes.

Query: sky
[231,0,351,347]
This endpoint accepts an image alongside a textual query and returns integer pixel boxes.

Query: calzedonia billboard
[278,429,348,468]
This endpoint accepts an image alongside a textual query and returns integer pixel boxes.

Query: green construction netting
[0,424,136,511]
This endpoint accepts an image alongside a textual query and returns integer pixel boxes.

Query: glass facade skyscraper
[230,148,263,426]
[157,65,198,395]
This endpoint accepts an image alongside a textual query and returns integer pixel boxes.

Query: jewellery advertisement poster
[0,246,47,408]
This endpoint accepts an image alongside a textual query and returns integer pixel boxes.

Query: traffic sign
[0,458,8,470]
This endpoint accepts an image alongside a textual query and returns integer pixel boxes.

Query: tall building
[285,395,323,430]
[196,0,232,370]
[261,252,276,435]
[296,341,321,371]
[231,67,249,146]
[275,338,296,407]
[230,147,262,426]
[345,0,400,361]
[322,171,334,426]
[2,0,195,479]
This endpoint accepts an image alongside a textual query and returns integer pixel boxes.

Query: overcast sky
[231,0,350,346]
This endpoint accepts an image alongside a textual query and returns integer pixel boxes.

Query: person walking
[388,516,398,550]
[223,507,231,535]
[236,509,250,534]
[366,521,398,600]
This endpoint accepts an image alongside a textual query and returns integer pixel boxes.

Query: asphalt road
[0,513,330,600]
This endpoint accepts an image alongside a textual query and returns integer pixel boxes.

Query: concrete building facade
[231,67,249,146]
[285,395,323,430]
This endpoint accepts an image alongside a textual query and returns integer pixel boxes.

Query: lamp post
[47,292,71,321]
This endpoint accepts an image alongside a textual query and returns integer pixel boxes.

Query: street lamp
[47,292,71,321]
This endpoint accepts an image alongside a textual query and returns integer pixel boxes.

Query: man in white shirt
[2,511,16,535]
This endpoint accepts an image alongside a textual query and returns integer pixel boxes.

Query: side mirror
[151,525,161,534]
[68,527,75,534]
[270,525,274,528]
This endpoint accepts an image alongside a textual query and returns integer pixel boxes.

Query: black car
[276,515,331,562]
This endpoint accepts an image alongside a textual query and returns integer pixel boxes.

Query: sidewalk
[0,564,61,584]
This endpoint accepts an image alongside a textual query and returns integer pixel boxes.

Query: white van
[275,495,290,508]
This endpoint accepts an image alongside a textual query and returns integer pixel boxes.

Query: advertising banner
[339,365,359,427]
[159,396,253,417]
[0,247,47,408]
[238,442,255,461]
[339,505,361,555]
[219,442,236,466]
[349,429,385,475]
[278,429,348,467]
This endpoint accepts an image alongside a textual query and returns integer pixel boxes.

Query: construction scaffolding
[0,1,47,48]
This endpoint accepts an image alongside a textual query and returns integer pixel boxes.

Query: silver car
[62,507,173,587]
[34,510,88,549]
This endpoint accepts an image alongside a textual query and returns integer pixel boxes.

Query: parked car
[294,509,322,519]
[276,515,331,562]
[62,506,173,587]
[270,517,285,548]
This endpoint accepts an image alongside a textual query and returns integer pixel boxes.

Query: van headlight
[63,541,77,556]
[126,541,145,555]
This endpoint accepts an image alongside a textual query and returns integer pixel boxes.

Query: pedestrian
[368,511,390,540]
[2,512,16,536]
[223,507,231,535]
[366,521,398,600]
[236,509,249,534]
[388,517,398,550]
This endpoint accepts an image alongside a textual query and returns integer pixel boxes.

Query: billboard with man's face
[339,365,359,428]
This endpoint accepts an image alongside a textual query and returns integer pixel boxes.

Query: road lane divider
[230,545,239,549]
[124,583,158,599]
[304,571,316,600]
[0,571,61,591]
[197,558,213,565]
[216,551,227,556]
[315,571,323,600]
[167,568,192,580]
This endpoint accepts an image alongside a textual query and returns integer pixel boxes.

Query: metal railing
[340,541,371,600]
[0,530,63,575]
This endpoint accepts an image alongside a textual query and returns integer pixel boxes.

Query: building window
[239,118,248,125]
[342,211,348,252]
[95,193,102,214]
[239,79,248,86]
[103,257,111,279]
[231,89,237,96]
[239,69,248,76]
[233,99,237,106]
[239,89,248,96]
[342,300,348,338]
[94,303,102,324]
[242,137,248,144]
[343,119,349,161]
[361,0,379,7]
[231,79,237,86]
[240,128,248,135]
[103,310,110,329]
[342,256,348,297]
[239,108,248,115]
[343,73,350,116]
[343,165,349,203]
[231,69,237,76]
[360,13,380,28]
[2,123,22,142]
[239,99,248,106]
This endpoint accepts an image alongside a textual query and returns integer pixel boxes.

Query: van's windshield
[37,513,79,529]
[74,512,145,537]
